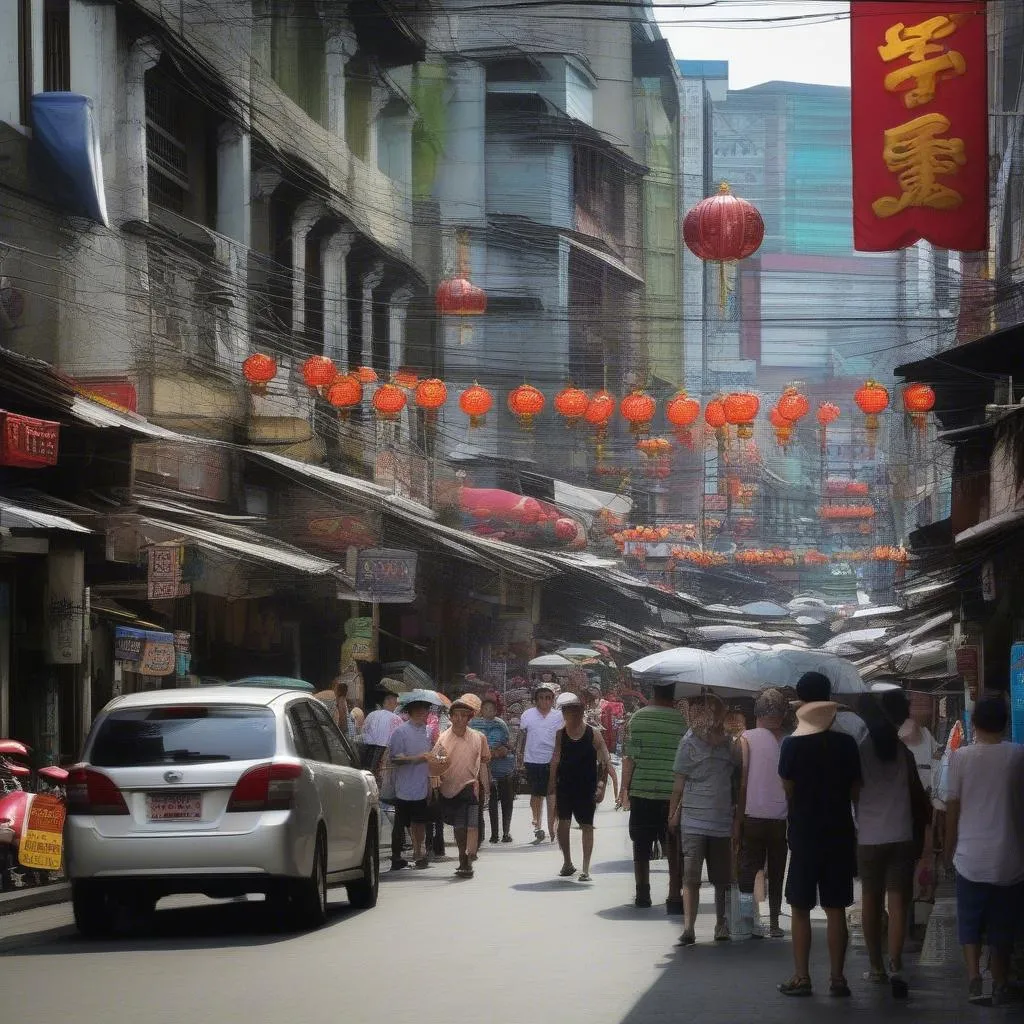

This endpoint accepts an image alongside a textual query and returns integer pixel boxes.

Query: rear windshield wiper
[163,751,233,762]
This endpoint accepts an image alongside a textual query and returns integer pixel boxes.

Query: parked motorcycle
[0,740,68,891]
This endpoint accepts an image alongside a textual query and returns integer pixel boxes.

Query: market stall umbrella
[691,624,797,645]
[555,646,604,661]
[398,688,446,707]
[627,647,760,698]
[821,627,889,656]
[739,601,792,619]
[528,653,576,669]
[718,642,866,696]
[848,605,904,621]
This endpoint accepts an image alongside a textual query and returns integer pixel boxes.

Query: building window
[43,0,70,93]
[18,0,32,123]
[270,0,326,125]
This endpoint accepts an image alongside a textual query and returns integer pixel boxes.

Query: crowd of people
[319,670,1023,1008]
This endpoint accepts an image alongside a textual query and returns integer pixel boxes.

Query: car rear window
[89,705,277,766]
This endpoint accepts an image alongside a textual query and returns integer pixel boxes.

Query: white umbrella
[718,642,867,695]
[890,639,949,676]
[555,646,602,661]
[528,653,575,669]
[821,627,889,656]
[627,647,760,697]
[691,624,790,644]
[848,605,904,620]
[739,601,792,618]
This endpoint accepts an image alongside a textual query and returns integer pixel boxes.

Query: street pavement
[0,801,996,1023]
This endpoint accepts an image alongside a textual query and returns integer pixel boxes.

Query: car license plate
[147,793,202,821]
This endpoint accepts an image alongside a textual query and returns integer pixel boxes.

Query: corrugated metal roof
[0,498,92,533]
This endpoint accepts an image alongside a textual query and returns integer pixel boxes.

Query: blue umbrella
[398,688,445,707]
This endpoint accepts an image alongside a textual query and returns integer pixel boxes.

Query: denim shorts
[955,873,1024,947]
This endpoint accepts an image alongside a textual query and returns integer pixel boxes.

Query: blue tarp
[31,92,109,226]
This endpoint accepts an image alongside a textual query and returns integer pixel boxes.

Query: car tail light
[66,767,129,815]
[226,762,302,813]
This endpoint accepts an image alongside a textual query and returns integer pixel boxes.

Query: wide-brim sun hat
[450,692,482,714]
[791,701,838,737]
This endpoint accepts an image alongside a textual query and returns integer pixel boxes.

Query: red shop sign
[851,2,988,252]
[0,411,60,468]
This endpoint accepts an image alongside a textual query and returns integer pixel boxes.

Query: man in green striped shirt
[619,682,687,911]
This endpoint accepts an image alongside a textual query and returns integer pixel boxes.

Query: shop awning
[0,497,92,533]
[138,517,340,576]
[69,396,184,439]
[954,506,1024,546]
[563,235,646,285]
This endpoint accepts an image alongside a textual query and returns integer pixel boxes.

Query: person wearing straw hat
[432,693,491,879]
[777,699,862,998]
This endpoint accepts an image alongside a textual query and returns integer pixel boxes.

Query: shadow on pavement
[0,896,369,957]
[589,859,636,875]
[510,880,592,893]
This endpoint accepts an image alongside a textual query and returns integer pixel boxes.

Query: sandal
[454,866,474,879]
[676,930,696,947]
[578,872,592,882]
[829,977,851,998]
[778,977,813,997]
[501,834,514,843]
[559,864,577,877]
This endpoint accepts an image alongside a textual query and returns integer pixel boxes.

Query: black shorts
[393,798,431,826]
[441,785,479,830]
[525,762,550,797]
[556,788,596,826]
[629,796,669,846]
[786,841,856,910]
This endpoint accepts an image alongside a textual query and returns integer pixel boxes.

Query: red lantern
[666,390,700,448]
[723,391,760,440]
[507,384,546,430]
[903,383,935,432]
[460,384,493,428]
[436,276,487,316]
[855,380,889,450]
[415,378,448,413]
[356,366,378,385]
[620,391,657,436]
[372,383,407,421]
[553,385,590,426]
[776,386,810,424]
[325,376,362,419]
[705,397,727,431]
[816,402,841,426]
[242,353,277,393]
[769,407,793,448]
[300,355,337,390]
[683,183,765,261]
[394,368,420,390]
[584,389,615,427]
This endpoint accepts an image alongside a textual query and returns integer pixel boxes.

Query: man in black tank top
[548,693,612,882]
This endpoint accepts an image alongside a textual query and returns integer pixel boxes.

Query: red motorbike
[0,739,68,890]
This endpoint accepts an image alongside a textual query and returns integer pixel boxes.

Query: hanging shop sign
[343,616,374,662]
[349,548,418,604]
[73,377,138,413]
[147,545,191,600]
[1010,642,1024,744]
[955,644,980,701]
[45,549,84,664]
[174,630,191,678]
[0,411,60,468]
[17,794,66,871]
[851,1,988,252]
[114,626,177,677]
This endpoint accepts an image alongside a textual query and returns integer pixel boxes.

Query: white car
[65,687,380,936]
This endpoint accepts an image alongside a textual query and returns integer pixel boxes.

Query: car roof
[102,687,308,711]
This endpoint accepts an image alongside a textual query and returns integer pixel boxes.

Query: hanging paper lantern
[414,378,448,413]
[723,391,760,439]
[816,402,841,426]
[372,383,407,421]
[393,368,420,390]
[683,183,765,262]
[666,390,701,448]
[584,389,616,427]
[242,353,277,393]
[705,397,727,431]
[776,386,810,424]
[459,383,493,428]
[300,355,337,390]
[902,383,936,432]
[436,276,487,316]
[325,376,362,419]
[769,407,793,448]
[854,380,889,450]
[620,390,657,436]
[553,385,590,426]
[507,384,546,430]
[356,366,378,385]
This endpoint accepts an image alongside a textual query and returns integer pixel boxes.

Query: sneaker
[665,897,684,916]
[967,977,985,1005]
[533,826,545,842]
[501,834,514,843]
[414,858,430,870]
[635,889,653,909]
[769,924,785,939]
[390,858,408,871]
[488,835,499,844]
[578,872,592,882]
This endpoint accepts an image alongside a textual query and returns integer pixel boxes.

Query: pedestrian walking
[777,699,862,998]
[945,691,1024,1006]
[618,681,687,911]
[387,698,435,871]
[549,692,611,882]
[795,671,867,743]
[361,684,403,772]
[669,694,740,945]
[472,697,516,844]
[517,684,564,842]
[899,713,940,903]
[432,694,491,879]
[735,688,789,939]
[856,689,929,999]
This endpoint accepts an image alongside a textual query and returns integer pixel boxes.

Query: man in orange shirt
[432,694,491,879]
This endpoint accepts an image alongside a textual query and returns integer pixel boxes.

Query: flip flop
[778,977,813,997]
[578,872,592,882]
[559,864,577,877]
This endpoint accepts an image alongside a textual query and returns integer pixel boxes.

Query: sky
[655,1,852,90]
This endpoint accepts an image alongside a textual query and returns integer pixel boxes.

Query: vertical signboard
[1010,642,1024,743]
[851,2,988,252]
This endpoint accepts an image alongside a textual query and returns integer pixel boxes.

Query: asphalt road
[0,801,984,1024]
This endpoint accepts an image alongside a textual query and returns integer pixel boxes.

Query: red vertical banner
[851,2,989,252]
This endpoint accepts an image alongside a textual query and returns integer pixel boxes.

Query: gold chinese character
[878,16,961,63]
[884,51,967,108]
[872,113,966,219]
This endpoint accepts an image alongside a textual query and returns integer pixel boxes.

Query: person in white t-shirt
[945,693,1024,1007]
[361,688,403,772]
[516,684,564,842]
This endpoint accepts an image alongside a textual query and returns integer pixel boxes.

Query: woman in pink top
[735,688,790,939]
